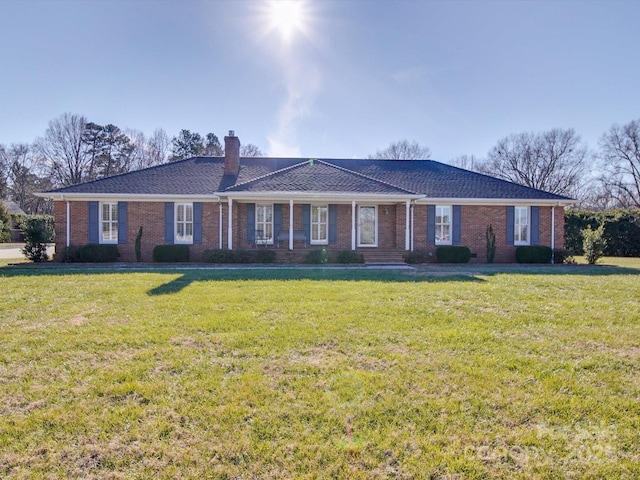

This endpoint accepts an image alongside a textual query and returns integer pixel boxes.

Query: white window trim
[514,206,530,246]
[310,204,328,245]
[175,202,194,244]
[358,205,378,247]
[99,202,118,244]
[435,205,452,246]
[256,204,274,245]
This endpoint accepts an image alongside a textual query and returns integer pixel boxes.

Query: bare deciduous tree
[448,154,481,171]
[127,128,171,170]
[599,119,640,208]
[3,143,53,214]
[479,128,589,198]
[35,113,89,186]
[368,139,431,160]
[0,145,9,199]
[147,128,170,166]
[240,143,264,157]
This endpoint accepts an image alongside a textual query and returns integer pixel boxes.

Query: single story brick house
[38,131,574,263]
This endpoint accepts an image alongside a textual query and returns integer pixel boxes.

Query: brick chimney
[224,130,240,176]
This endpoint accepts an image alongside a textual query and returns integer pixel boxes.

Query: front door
[358,206,377,247]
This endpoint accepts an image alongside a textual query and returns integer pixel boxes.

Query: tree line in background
[0,113,264,215]
[447,120,640,211]
[1,112,639,247]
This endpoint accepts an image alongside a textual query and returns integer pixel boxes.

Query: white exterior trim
[227,198,233,250]
[405,201,410,250]
[351,201,356,251]
[36,192,221,202]
[415,197,575,207]
[289,199,294,250]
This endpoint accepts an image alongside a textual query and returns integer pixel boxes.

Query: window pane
[177,205,184,222]
[186,206,193,222]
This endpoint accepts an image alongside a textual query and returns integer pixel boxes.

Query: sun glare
[269,0,305,42]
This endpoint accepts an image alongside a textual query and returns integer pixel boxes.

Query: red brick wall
[53,200,566,263]
[55,201,221,262]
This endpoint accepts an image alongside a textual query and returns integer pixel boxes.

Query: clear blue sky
[1,0,638,163]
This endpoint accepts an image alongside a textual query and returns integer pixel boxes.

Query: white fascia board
[34,192,221,202]
[220,191,422,203]
[414,197,576,207]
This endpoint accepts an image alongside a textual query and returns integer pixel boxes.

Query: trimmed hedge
[553,248,574,265]
[153,244,190,263]
[68,244,121,263]
[516,246,553,264]
[436,246,471,263]
[335,250,364,264]
[254,249,277,264]
[306,249,329,264]
[403,250,431,264]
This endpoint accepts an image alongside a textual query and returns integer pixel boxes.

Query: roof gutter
[414,197,576,207]
[34,192,222,202]
[220,191,422,203]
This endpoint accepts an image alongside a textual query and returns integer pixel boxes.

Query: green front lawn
[1,260,639,478]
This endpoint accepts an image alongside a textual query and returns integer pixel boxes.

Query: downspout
[551,206,556,264]
[218,202,223,249]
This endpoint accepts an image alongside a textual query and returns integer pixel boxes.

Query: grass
[1,258,639,478]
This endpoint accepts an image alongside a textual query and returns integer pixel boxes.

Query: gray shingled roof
[44,156,571,201]
[226,160,415,195]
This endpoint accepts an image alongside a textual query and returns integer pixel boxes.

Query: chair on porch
[253,229,269,247]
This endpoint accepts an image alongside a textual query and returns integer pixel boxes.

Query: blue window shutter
[452,205,462,245]
[274,204,283,236]
[117,202,127,244]
[531,206,540,245]
[303,204,311,240]
[193,202,203,244]
[246,203,255,243]
[328,204,337,244]
[88,201,99,243]
[165,202,174,244]
[427,205,435,245]
[506,206,515,245]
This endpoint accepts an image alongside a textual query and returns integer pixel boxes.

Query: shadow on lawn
[146,269,482,295]
[2,263,640,296]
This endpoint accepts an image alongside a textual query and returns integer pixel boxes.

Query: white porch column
[551,206,556,263]
[405,201,410,250]
[410,204,415,251]
[227,198,233,250]
[66,201,70,248]
[289,199,294,250]
[218,202,223,249]
[351,200,356,250]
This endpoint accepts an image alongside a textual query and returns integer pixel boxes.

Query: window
[435,205,452,245]
[311,205,328,244]
[256,204,274,244]
[514,206,529,245]
[175,203,193,244]
[100,202,118,243]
